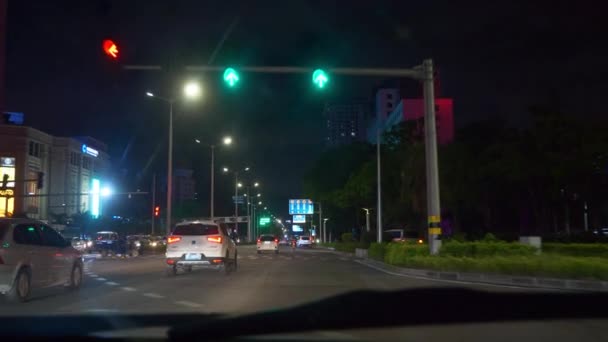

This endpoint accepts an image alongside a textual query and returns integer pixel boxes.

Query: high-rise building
[367,97,454,145]
[324,102,369,147]
[0,120,110,220]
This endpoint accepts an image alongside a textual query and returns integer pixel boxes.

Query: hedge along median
[367,241,608,280]
[542,243,608,258]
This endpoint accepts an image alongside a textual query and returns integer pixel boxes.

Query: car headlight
[151,242,157,247]
[135,242,141,247]
[86,241,93,247]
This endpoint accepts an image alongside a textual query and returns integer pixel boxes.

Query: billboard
[292,224,303,232]
[90,178,100,218]
[289,199,314,215]
[292,214,306,223]
[0,157,15,217]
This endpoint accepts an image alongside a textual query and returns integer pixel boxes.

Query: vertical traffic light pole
[422,59,442,255]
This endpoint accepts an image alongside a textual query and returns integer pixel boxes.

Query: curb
[357,257,608,292]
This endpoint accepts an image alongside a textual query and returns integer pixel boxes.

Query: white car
[165,220,237,276]
[257,234,279,254]
[0,218,83,302]
[297,235,313,248]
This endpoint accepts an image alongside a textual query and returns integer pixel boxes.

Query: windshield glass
[173,224,219,236]
[1,2,606,340]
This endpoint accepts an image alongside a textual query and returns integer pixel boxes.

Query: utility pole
[210,145,215,219]
[151,173,156,235]
[318,202,323,243]
[584,201,589,232]
[423,59,441,255]
[376,119,383,243]
[246,186,251,242]
[167,101,174,236]
[234,171,239,238]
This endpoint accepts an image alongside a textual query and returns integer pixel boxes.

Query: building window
[82,157,91,170]
[387,93,393,99]
[70,152,80,167]
[28,141,41,158]
[387,102,393,109]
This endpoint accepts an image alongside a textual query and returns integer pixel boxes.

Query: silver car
[0,218,83,302]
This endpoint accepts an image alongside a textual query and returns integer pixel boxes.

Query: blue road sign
[289,199,314,215]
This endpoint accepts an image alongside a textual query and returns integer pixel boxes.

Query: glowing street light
[184,81,201,98]
[237,182,243,188]
[223,167,229,172]
[101,187,113,197]
[257,193,261,197]
[258,201,262,205]
[223,136,233,145]
[254,182,259,187]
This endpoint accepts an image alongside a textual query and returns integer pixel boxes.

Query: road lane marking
[339,257,349,261]
[143,293,165,299]
[121,287,137,292]
[85,309,119,313]
[105,281,119,286]
[96,277,107,281]
[175,300,203,308]
[88,274,98,277]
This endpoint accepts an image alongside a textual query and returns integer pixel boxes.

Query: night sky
[4,0,607,218]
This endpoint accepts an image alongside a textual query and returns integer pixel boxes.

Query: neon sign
[81,144,99,157]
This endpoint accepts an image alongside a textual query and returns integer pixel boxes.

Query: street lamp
[323,218,330,242]
[258,201,262,205]
[254,182,259,187]
[223,166,250,239]
[146,81,201,235]
[195,135,232,218]
[257,193,261,197]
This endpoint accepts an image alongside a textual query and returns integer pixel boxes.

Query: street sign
[292,214,306,223]
[259,217,271,226]
[232,195,245,204]
[289,199,314,215]
[214,216,248,223]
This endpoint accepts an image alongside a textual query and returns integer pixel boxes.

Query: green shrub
[334,241,369,253]
[482,233,498,242]
[385,255,608,280]
[368,242,387,261]
[450,232,467,242]
[384,242,429,265]
[341,233,353,242]
[542,243,608,258]
[440,240,537,258]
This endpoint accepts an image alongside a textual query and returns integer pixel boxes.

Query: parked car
[70,237,90,253]
[257,234,279,254]
[384,229,424,243]
[165,220,237,276]
[0,218,83,302]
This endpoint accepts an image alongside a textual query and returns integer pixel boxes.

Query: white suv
[0,218,83,302]
[257,234,279,254]
[297,235,313,248]
[165,220,237,276]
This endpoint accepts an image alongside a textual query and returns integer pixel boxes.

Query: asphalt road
[0,244,534,316]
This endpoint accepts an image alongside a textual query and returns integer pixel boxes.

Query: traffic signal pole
[124,60,441,255]
[422,60,441,255]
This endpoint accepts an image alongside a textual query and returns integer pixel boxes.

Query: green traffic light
[223,67,240,87]
[312,69,328,88]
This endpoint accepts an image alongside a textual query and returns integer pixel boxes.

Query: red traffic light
[102,39,119,59]
[154,206,160,217]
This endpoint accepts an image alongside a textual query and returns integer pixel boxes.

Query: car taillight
[274,238,278,243]
[207,236,222,243]
[167,236,182,244]
[257,239,261,244]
